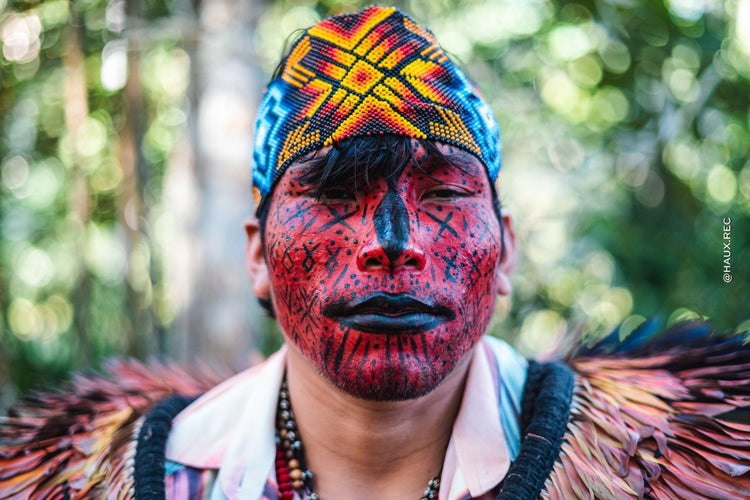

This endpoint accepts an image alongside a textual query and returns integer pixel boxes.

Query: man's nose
[356,240,427,272]
[356,189,426,272]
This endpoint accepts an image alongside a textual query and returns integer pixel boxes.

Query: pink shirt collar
[165,337,527,500]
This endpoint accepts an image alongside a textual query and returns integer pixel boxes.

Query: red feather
[0,359,225,499]
[543,321,750,499]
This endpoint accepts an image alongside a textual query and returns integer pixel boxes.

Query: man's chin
[323,359,456,402]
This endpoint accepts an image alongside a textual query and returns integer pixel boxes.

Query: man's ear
[496,210,517,297]
[245,218,271,299]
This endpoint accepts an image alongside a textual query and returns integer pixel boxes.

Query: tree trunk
[118,0,158,359]
[166,0,268,368]
[63,8,92,366]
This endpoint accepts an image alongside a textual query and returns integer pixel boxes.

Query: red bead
[275,459,286,468]
[278,473,291,483]
[281,492,294,500]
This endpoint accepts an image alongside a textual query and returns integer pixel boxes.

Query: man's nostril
[365,257,381,268]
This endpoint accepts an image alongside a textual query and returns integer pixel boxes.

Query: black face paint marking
[425,210,458,241]
[319,204,358,233]
[373,187,409,265]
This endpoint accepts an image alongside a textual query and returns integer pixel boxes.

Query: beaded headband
[251,6,501,202]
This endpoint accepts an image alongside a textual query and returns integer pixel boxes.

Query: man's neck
[284,345,472,500]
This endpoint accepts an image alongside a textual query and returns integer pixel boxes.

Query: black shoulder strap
[134,394,197,499]
[496,360,575,500]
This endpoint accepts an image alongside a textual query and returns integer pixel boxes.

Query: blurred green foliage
[1,0,748,405]
[0,0,187,404]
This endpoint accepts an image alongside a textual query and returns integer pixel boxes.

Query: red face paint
[263,142,503,400]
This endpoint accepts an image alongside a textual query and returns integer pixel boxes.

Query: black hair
[255,135,505,317]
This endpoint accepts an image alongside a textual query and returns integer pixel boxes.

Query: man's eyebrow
[418,149,481,174]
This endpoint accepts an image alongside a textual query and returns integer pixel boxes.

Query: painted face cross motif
[258,141,512,401]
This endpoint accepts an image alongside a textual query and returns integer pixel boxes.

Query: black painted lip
[322,293,455,334]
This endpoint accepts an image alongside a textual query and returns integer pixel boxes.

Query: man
[1,6,749,500]
[161,8,537,498]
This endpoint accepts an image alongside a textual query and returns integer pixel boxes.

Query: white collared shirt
[164,336,527,500]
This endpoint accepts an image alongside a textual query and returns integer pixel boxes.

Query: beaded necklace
[275,376,441,500]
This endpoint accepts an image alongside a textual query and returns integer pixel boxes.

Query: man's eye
[318,188,356,201]
[422,187,471,200]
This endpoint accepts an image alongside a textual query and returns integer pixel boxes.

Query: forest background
[1,0,749,410]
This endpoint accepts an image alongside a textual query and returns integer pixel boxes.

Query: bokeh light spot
[17,245,54,288]
[706,164,737,204]
[668,307,704,325]
[85,223,127,283]
[568,55,603,87]
[599,39,631,73]
[618,314,647,340]
[8,298,41,339]
[738,0,750,54]
[1,13,42,63]
[518,310,567,356]
[592,87,629,124]
[548,24,595,61]
[738,164,750,201]
[664,140,700,183]
[1,155,29,190]
[74,116,108,160]
[101,39,128,91]
[667,68,700,103]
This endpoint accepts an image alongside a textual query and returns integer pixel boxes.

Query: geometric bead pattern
[252,6,501,198]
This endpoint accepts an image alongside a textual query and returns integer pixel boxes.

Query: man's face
[253,141,514,400]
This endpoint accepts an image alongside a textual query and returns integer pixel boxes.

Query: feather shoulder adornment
[0,359,223,499]
[544,320,750,500]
